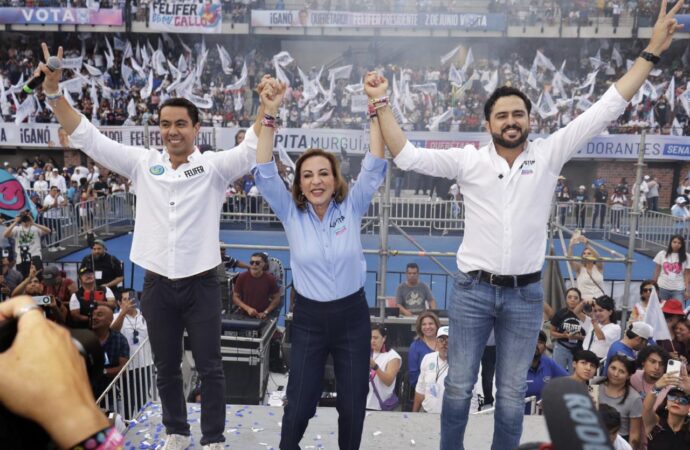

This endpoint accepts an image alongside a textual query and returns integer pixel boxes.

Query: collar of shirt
[162,146,201,167]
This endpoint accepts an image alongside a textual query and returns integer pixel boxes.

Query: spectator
[569,235,606,302]
[570,349,599,384]
[599,404,633,450]
[1,256,24,295]
[367,324,401,411]
[556,184,572,226]
[674,319,690,361]
[605,322,652,374]
[3,210,51,275]
[41,265,78,308]
[631,280,659,322]
[592,184,609,230]
[32,173,49,194]
[111,289,153,419]
[642,383,690,449]
[47,167,67,193]
[549,287,586,374]
[10,264,67,324]
[42,185,67,252]
[652,235,690,302]
[597,355,643,448]
[609,186,627,233]
[660,299,687,358]
[79,239,124,298]
[574,185,588,230]
[90,304,130,401]
[395,262,437,316]
[645,175,660,212]
[413,325,450,413]
[525,330,568,414]
[408,311,440,391]
[671,197,690,232]
[232,252,281,319]
[631,345,671,412]
[68,266,117,328]
[582,295,621,360]
[217,245,250,310]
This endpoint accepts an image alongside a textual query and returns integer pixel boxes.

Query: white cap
[578,185,586,190]
[437,326,449,338]
[644,175,650,180]
[676,196,687,204]
[629,322,653,340]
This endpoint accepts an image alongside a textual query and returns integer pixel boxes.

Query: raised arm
[37,43,81,134]
[364,72,406,157]
[615,0,685,101]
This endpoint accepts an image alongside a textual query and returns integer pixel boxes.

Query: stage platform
[123,402,549,449]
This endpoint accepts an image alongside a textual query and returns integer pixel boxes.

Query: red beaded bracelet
[70,426,124,450]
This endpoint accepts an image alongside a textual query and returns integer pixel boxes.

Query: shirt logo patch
[184,166,205,178]
[520,160,535,175]
[149,165,165,176]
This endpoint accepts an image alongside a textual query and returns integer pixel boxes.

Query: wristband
[370,96,389,109]
[372,363,379,371]
[651,385,662,395]
[261,113,277,129]
[70,426,123,450]
[639,51,660,65]
[45,90,63,101]
[368,103,378,119]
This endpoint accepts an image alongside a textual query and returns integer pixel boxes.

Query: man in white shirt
[42,186,67,251]
[413,326,449,413]
[36,41,272,450]
[365,3,685,448]
[48,168,67,193]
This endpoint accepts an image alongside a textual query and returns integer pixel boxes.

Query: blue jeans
[280,289,370,450]
[552,342,575,374]
[441,271,544,450]
[658,287,685,302]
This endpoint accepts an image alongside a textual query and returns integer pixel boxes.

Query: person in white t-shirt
[367,324,401,410]
[414,326,449,413]
[652,235,690,302]
[582,295,621,360]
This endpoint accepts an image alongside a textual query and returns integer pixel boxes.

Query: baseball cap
[52,168,58,172]
[42,266,60,286]
[578,185,585,190]
[79,266,94,276]
[573,349,600,368]
[644,175,650,180]
[437,326,449,338]
[92,239,107,249]
[629,322,653,340]
[676,196,687,204]
[662,299,685,316]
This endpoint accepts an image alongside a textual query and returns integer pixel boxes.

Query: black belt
[468,270,541,288]
[145,269,213,282]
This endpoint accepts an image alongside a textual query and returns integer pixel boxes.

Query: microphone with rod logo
[22,56,62,95]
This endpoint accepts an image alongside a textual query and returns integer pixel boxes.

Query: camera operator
[1,256,23,296]
[0,295,123,449]
[69,267,116,329]
[11,264,67,324]
[2,211,51,277]
[217,244,249,311]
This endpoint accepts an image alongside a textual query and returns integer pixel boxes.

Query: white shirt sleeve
[415,354,430,395]
[393,140,469,181]
[206,125,258,184]
[68,115,147,179]
[653,251,664,266]
[105,287,115,301]
[69,293,79,311]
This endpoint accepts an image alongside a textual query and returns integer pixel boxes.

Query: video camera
[31,296,51,307]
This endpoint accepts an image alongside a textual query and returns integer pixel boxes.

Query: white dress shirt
[69,116,258,278]
[394,85,629,275]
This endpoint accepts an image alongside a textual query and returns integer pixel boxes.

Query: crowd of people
[1,33,688,134]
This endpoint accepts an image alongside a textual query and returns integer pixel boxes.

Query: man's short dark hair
[573,349,600,368]
[158,97,200,126]
[636,345,670,369]
[406,263,419,271]
[598,404,621,433]
[484,86,532,121]
[251,252,268,267]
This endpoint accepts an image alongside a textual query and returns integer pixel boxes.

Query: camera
[32,295,51,307]
[1,249,8,258]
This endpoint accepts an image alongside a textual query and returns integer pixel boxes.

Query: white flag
[123,40,133,60]
[234,91,243,112]
[537,91,558,118]
[83,63,102,77]
[576,96,593,111]
[14,95,35,124]
[672,117,683,136]
[427,108,453,131]
[121,61,133,90]
[140,71,153,100]
[534,50,556,72]
[189,93,213,110]
[177,36,192,54]
[589,49,603,69]
[272,51,294,67]
[665,77,675,107]
[217,44,234,75]
[680,84,690,116]
[89,80,99,107]
[449,64,464,87]
[141,44,150,69]
[152,50,168,76]
[483,70,498,94]
[130,58,146,79]
[344,83,364,94]
[226,63,248,90]
[274,61,291,86]
[440,45,462,65]
[59,76,86,93]
[8,74,25,95]
[412,83,438,95]
[644,290,671,341]
[461,48,474,75]
[61,56,83,70]
[308,108,334,128]
[277,143,295,171]
[611,46,623,68]
[177,54,188,74]
[126,98,136,118]
[113,36,125,51]
[328,65,353,82]
[578,70,598,90]
[103,37,114,70]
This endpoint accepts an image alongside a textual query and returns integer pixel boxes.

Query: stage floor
[123,402,549,449]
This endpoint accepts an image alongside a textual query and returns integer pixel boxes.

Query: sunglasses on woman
[668,394,690,406]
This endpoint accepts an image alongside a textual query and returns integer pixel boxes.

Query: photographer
[2,211,51,277]
[69,267,116,329]
[11,265,67,324]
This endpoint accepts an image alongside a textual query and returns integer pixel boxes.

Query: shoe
[58,246,67,251]
[162,434,190,450]
[202,444,224,450]
[47,247,58,253]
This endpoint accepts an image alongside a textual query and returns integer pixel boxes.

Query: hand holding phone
[667,359,682,376]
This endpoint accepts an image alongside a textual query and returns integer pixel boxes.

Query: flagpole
[376,143,393,319]
[620,130,646,330]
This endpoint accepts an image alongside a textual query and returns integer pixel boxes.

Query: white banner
[350,95,368,113]
[0,123,689,161]
[149,0,222,34]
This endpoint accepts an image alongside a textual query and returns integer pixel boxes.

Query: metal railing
[95,337,157,421]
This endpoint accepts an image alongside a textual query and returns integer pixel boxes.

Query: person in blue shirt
[253,76,387,450]
[408,311,441,391]
[525,330,568,414]
[604,321,652,374]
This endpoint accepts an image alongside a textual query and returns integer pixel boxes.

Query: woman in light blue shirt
[254,76,386,450]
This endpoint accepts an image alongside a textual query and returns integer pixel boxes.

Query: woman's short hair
[292,148,348,210]
[415,311,440,338]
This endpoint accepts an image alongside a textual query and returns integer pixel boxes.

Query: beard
[491,126,529,149]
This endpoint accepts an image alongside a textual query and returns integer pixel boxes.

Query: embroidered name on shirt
[520,160,535,175]
[184,166,205,178]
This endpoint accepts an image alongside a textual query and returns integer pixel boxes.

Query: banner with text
[149,0,222,33]
[1,124,688,161]
[251,10,507,31]
[0,7,122,25]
